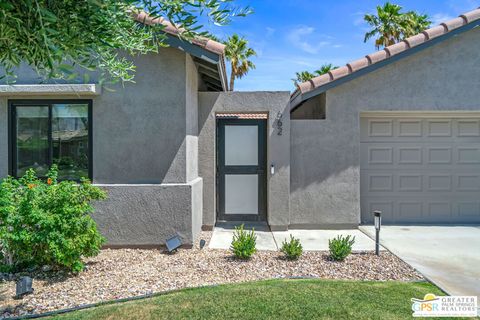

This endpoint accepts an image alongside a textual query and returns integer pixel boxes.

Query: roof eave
[217,54,228,91]
[165,34,227,91]
[290,19,480,110]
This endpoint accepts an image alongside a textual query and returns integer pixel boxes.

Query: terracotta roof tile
[384,40,409,56]
[298,80,314,93]
[216,113,268,119]
[311,74,331,88]
[404,33,428,48]
[422,25,447,40]
[347,57,370,72]
[133,12,226,55]
[461,10,480,23]
[295,7,480,96]
[366,49,389,64]
[442,17,467,30]
[329,66,350,80]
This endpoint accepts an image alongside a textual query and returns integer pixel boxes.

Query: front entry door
[217,119,267,222]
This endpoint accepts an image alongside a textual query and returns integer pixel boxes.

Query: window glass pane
[16,106,49,177]
[52,104,89,180]
[225,125,258,166]
[225,174,258,214]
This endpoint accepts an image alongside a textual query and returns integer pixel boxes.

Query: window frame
[8,99,93,181]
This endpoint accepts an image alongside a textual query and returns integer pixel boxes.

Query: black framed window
[9,100,92,181]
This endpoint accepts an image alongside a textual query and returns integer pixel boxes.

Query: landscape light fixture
[166,234,182,253]
[16,276,33,299]
[374,211,382,256]
[199,239,206,249]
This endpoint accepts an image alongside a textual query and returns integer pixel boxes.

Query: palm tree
[224,34,256,91]
[364,2,404,49]
[364,2,430,50]
[314,63,339,76]
[292,71,316,87]
[403,11,431,37]
[292,64,338,87]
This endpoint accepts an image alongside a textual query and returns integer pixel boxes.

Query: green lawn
[49,279,445,320]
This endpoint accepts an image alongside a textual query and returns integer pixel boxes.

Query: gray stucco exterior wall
[92,178,202,247]
[186,54,199,182]
[290,27,480,227]
[0,49,191,184]
[93,48,188,184]
[0,48,204,246]
[92,50,202,245]
[198,91,291,230]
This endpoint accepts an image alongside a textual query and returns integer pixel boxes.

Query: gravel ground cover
[0,232,422,318]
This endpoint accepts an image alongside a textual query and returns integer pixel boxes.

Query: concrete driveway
[360,226,480,298]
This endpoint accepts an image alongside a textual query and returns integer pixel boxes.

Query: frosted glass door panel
[225,174,258,214]
[225,125,258,165]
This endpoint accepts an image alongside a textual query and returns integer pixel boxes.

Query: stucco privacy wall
[198,92,291,230]
[92,50,203,245]
[92,179,202,247]
[290,27,480,227]
[0,48,203,245]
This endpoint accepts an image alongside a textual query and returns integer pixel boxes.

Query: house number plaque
[275,111,283,136]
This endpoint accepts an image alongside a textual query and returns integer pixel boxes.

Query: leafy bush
[230,224,257,260]
[328,235,356,261]
[0,165,107,273]
[280,235,303,260]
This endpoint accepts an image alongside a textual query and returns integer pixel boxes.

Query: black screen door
[217,119,267,222]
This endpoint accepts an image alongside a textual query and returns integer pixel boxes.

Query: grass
[48,279,445,320]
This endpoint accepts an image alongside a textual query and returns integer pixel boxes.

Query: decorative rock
[41,265,52,272]
[0,231,422,318]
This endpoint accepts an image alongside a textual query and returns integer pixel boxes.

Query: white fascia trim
[0,84,101,96]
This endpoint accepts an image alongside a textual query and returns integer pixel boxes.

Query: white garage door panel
[361,115,480,224]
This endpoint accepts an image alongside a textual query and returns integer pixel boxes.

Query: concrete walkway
[209,223,277,251]
[360,225,480,297]
[209,223,381,251]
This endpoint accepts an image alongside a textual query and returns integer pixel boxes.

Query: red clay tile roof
[216,112,268,119]
[133,12,226,55]
[294,7,480,97]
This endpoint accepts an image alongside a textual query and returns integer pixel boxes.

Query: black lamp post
[374,211,382,256]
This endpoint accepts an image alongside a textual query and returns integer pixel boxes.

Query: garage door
[360,113,480,224]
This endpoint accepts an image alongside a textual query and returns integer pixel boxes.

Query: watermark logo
[412,293,478,317]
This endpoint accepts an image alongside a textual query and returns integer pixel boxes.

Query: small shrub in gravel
[0,166,107,273]
[230,224,257,260]
[329,235,355,261]
[280,235,303,260]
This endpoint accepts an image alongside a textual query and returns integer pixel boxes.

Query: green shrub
[230,224,257,260]
[328,235,355,261]
[280,235,303,260]
[0,165,107,273]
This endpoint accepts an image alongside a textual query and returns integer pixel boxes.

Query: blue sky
[204,0,480,91]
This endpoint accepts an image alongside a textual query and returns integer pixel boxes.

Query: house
[1,8,480,247]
